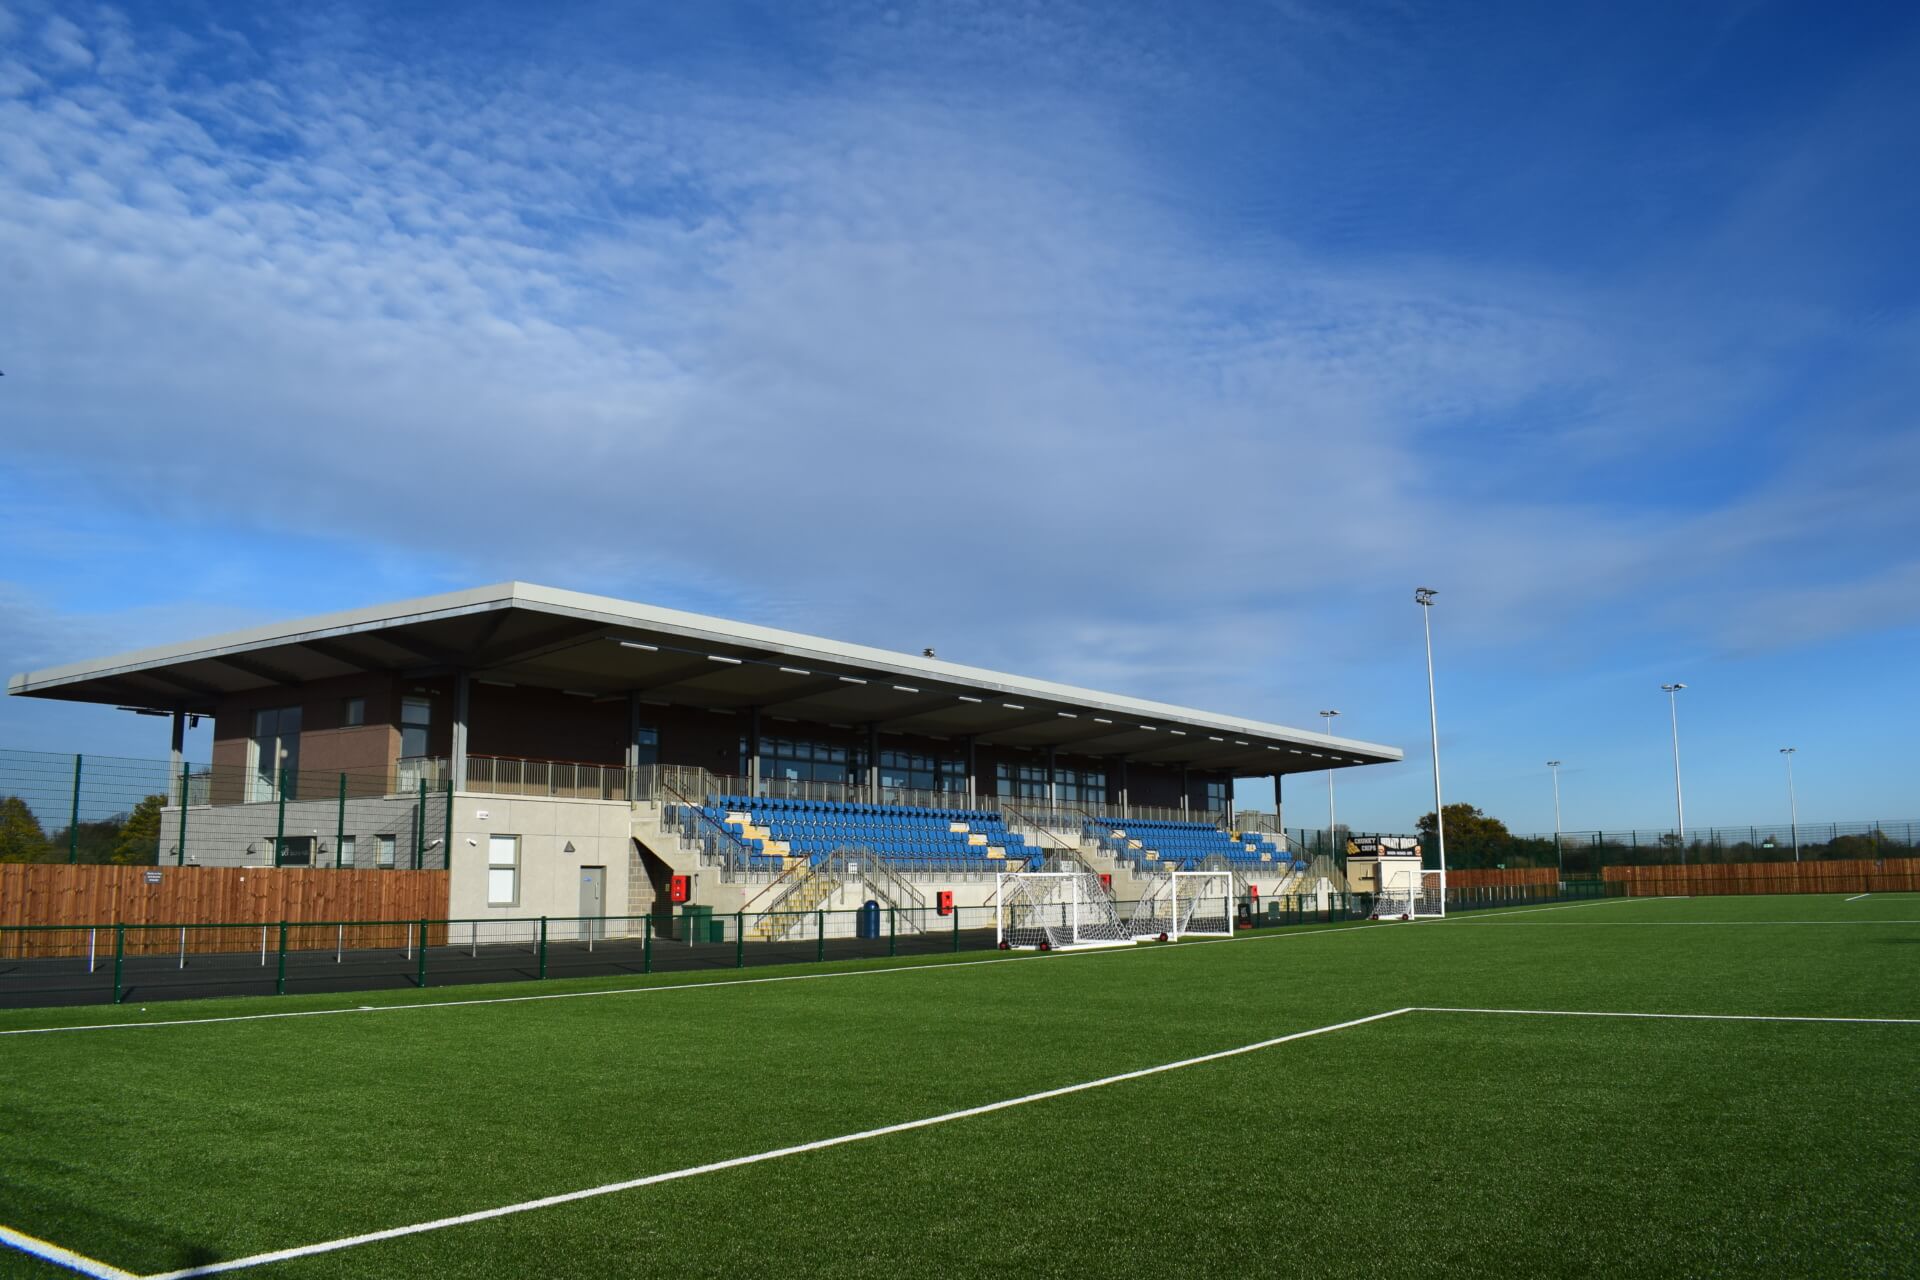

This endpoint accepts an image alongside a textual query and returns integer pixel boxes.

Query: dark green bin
[681,904,720,943]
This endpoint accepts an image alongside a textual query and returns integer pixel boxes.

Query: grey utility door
[579,866,606,942]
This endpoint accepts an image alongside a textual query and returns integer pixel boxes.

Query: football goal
[1126,870,1233,941]
[994,868,1130,950]
[1370,867,1445,920]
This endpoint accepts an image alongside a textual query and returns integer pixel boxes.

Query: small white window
[338,835,356,868]
[376,834,396,869]
[488,835,519,907]
[342,697,366,727]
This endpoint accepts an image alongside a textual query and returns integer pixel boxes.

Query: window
[342,697,366,727]
[996,762,1051,800]
[376,834,396,869]
[400,696,432,759]
[1055,767,1107,806]
[878,748,968,794]
[487,835,520,907]
[743,735,854,784]
[1204,779,1228,813]
[338,835,356,869]
[635,726,659,768]
[278,836,313,866]
[247,706,302,803]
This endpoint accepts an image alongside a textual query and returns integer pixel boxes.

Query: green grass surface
[2,894,1916,1277]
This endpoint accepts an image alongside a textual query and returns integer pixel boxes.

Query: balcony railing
[630,763,1227,827]
[465,754,629,802]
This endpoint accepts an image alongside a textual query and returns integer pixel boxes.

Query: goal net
[995,868,1130,950]
[1126,870,1233,941]
[1370,868,1445,920]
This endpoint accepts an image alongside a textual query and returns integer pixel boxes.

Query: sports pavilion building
[7,583,1400,924]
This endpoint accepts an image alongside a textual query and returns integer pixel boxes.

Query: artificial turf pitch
[1,893,1915,1278]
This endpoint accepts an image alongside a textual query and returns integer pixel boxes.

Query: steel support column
[451,669,470,792]
[749,706,762,797]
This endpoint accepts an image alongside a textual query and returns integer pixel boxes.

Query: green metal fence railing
[0,879,1612,1010]
[0,749,453,870]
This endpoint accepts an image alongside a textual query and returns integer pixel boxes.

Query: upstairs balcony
[170,754,1232,824]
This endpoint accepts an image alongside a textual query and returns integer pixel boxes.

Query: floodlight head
[1547,760,1561,768]
[1779,747,1795,755]
[1661,682,1686,693]
[1414,587,1437,605]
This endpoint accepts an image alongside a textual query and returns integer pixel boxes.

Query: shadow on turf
[4,1159,220,1272]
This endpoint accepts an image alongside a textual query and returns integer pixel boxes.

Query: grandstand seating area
[1089,817,1301,872]
[678,796,1042,873]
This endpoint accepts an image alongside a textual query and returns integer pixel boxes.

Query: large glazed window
[1053,767,1107,805]
[247,706,302,803]
[996,762,1050,800]
[400,697,432,760]
[744,735,853,784]
[878,748,967,794]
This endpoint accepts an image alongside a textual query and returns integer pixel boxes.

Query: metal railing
[0,895,1386,1009]
[464,754,629,802]
[629,763,1228,825]
[824,847,929,915]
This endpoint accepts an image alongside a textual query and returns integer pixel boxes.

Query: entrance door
[579,866,606,942]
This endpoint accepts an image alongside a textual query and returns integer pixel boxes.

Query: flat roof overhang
[6,583,1402,775]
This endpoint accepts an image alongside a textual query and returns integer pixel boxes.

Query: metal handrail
[657,776,755,875]
[825,846,928,914]
[466,753,628,802]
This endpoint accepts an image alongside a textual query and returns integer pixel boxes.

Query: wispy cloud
[1,1,1916,825]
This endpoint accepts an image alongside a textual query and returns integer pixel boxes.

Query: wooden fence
[0,865,450,957]
[1445,867,1560,889]
[1602,858,1920,897]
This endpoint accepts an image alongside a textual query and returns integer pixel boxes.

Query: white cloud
[37,13,90,67]
[0,2,1913,738]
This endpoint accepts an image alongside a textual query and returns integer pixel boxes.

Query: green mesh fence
[0,749,451,870]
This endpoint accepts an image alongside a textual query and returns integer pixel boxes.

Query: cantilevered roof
[6,583,1401,775]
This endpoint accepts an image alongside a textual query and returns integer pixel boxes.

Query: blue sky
[1,0,1916,835]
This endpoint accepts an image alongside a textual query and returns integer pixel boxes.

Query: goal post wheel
[1039,940,1052,952]
[1157,932,1168,942]
[997,940,1010,951]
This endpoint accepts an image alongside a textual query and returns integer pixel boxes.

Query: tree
[1416,803,1520,869]
[46,817,125,864]
[0,795,50,863]
[110,795,167,866]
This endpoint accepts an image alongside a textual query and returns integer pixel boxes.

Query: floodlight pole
[1780,748,1799,862]
[1319,710,1340,860]
[1662,684,1687,865]
[1547,760,1563,876]
[1415,589,1445,889]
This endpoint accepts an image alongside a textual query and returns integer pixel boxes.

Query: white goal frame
[1371,866,1445,920]
[994,869,1131,950]
[1127,870,1234,941]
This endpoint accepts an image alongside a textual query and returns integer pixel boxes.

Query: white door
[579,866,606,941]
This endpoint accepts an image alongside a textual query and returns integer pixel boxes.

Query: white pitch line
[1844,893,1870,902]
[136,1007,1416,1279]
[1417,1006,1920,1025]
[0,1224,138,1280]
[1443,897,1639,921]
[1443,920,1920,927]
[0,920,1387,1038]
